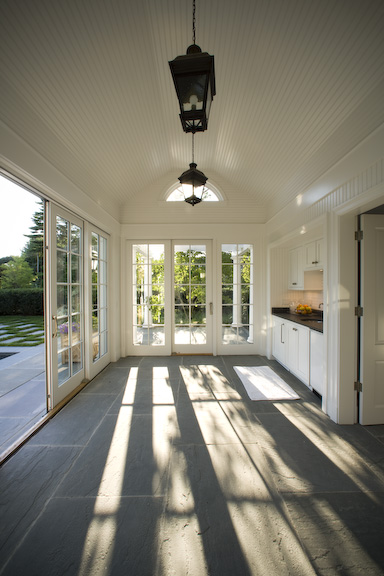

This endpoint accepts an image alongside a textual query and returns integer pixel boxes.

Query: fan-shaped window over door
[166,183,221,202]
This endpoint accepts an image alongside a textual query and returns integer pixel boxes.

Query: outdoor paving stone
[0,417,30,448]
[19,329,44,336]
[0,376,46,418]
[0,337,24,345]
[0,367,45,397]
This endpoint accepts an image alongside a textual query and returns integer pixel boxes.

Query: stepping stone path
[0,321,44,346]
[0,337,24,344]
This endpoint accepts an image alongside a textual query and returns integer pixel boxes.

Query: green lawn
[0,316,44,347]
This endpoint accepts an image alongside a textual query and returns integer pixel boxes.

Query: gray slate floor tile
[1,356,384,576]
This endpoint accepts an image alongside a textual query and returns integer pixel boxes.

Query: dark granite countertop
[272,307,323,333]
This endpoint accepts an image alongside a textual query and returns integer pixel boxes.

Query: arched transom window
[166,183,221,202]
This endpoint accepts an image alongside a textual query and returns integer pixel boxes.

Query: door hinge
[355,230,363,241]
[355,306,363,317]
[354,381,363,393]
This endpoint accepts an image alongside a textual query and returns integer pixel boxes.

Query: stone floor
[0,344,46,458]
[1,355,384,576]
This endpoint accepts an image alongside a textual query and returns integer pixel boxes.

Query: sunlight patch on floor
[275,402,384,498]
[78,369,137,576]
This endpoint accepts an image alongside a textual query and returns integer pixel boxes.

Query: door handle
[52,315,57,338]
[209,302,213,315]
[281,323,285,344]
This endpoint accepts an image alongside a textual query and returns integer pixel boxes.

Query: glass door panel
[132,244,167,350]
[173,242,212,354]
[50,206,84,407]
[221,244,253,346]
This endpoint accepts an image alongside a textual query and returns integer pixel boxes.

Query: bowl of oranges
[296,304,312,314]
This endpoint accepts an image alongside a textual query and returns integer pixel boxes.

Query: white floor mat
[234,366,300,401]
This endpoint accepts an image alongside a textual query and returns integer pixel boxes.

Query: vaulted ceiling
[1,0,384,223]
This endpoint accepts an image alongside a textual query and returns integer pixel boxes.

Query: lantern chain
[192,133,195,164]
[192,0,196,45]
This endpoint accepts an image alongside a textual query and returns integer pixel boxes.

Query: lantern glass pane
[178,74,206,111]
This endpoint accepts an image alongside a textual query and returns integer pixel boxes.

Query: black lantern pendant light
[169,0,216,133]
[178,133,208,206]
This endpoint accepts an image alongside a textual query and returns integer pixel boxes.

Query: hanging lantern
[169,44,216,133]
[178,160,208,206]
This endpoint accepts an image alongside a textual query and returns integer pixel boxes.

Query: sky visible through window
[0,175,41,258]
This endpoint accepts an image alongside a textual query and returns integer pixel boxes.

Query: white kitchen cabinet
[287,322,310,386]
[304,239,324,269]
[272,316,310,386]
[288,246,304,290]
[272,316,288,367]
[310,330,324,395]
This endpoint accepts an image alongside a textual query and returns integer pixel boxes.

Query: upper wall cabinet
[304,239,324,269]
[288,246,304,290]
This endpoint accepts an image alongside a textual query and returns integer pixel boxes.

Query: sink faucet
[319,303,323,309]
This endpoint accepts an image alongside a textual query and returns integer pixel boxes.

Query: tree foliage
[1,256,35,288]
[0,256,13,288]
[22,200,44,288]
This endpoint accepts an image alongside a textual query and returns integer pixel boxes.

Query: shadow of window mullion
[162,371,253,576]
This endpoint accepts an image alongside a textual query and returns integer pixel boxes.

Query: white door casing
[359,214,384,425]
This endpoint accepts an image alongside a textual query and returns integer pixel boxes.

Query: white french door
[49,205,84,407]
[172,241,213,354]
[359,214,384,424]
[128,241,213,355]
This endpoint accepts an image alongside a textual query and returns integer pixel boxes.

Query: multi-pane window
[133,244,165,346]
[221,244,253,345]
[91,232,108,362]
[174,244,207,345]
[56,217,82,384]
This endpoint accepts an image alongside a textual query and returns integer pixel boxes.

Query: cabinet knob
[292,282,297,285]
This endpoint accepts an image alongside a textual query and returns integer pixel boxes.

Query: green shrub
[0,289,43,315]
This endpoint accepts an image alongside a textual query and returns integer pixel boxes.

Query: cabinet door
[297,325,310,385]
[310,331,323,395]
[304,242,317,268]
[304,239,323,269]
[273,317,287,366]
[288,247,304,289]
[316,238,324,267]
[287,323,299,371]
[287,323,309,385]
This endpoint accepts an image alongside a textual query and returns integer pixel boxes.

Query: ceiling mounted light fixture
[169,0,216,133]
[178,133,208,206]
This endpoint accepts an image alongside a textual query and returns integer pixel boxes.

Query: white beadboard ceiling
[1,0,384,222]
